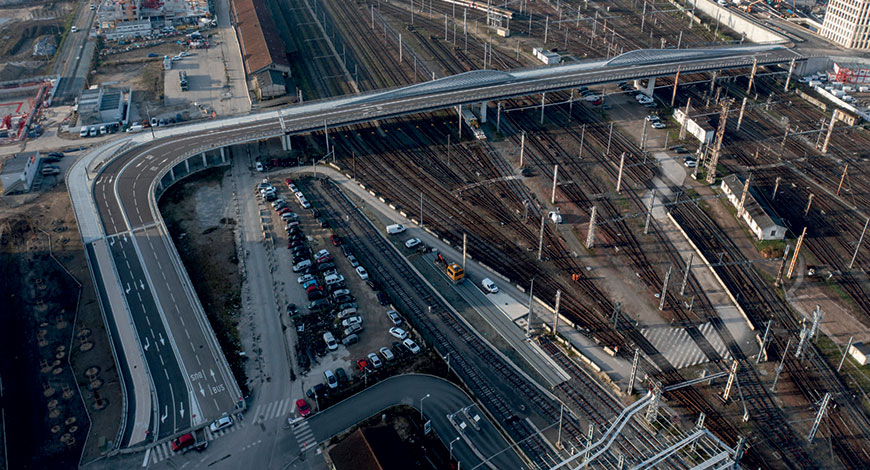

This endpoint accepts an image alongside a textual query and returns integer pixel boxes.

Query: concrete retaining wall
[684,0,788,43]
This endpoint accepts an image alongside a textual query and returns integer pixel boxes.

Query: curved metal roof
[605,45,783,67]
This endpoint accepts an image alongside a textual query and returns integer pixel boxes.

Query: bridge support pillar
[169,167,176,181]
[184,159,190,173]
[281,134,292,151]
[479,101,487,123]
[201,153,207,167]
[633,77,656,97]
[457,105,462,139]
[220,147,226,163]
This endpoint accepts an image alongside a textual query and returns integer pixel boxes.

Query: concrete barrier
[679,0,788,43]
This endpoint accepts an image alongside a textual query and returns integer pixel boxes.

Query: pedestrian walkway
[292,419,317,452]
[145,420,248,466]
[250,397,293,425]
[641,323,731,369]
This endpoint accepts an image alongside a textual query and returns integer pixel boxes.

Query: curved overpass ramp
[67,45,802,449]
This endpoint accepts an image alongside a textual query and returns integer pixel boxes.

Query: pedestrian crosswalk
[641,322,732,369]
[250,397,293,424]
[292,419,317,452]
[144,397,295,466]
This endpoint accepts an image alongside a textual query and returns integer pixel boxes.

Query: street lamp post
[449,436,461,461]
[420,393,430,420]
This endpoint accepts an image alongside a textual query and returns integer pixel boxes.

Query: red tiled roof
[232,0,290,75]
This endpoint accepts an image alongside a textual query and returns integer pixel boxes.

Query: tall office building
[821,0,870,49]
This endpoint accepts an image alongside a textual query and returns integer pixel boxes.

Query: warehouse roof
[232,0,290,75]
[722,174,785,232]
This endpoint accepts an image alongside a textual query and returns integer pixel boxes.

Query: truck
[179,71,189,91]
[460,107,487,141]
[433,253,465,283]
[170,427,207,453]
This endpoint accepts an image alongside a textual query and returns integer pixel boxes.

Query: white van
[386,224,406,234]
[324,274,345,286]
[293,259,312,272]
[80,127,89,137]
[127,123,144,133]
[323,332,338,351]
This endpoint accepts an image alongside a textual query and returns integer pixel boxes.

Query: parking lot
[253,173,425,410]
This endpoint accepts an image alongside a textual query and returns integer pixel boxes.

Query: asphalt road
[81,44,799,449]
[52,3,97,104]
[306,374,526,469]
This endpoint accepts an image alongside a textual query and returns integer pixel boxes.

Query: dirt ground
[0,1,73,79]
[0,184,121,467]
[158,167,249,395]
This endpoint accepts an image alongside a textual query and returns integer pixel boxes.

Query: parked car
[389,327,408,340]
[684,159,697,168]
[651,121,666,129]
[367,352,383,368]
[209,416,233,432]
[386,224,406,234]
[323,332,338,351]
[403,338,421,354]
[271,199,285,209]
[293,260,312,272]
[307,290,326,302]
[481,278,499,294]
[347,255,359,268]
[335,367,348,384]
[331,235,342,246]
[332,289,351,299]
[309,299,330,311]
[306,383,327,399]
[404,238,422,249]
[645,115,660,122]
[171,433,195,452]
[342,334,359,346]
[379,347,395,362]
[386,309,402,325]
[298,274,315,284]
[356,266,369,280]
[377,291,389,306]
[344,324,363,336]
[334,295,354,305]
[341,316,363,328]
[324,369,338,389]
[357,358,370,372]
[296,399,311,417]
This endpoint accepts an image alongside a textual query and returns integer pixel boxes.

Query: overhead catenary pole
[679,98,691,140]
[462,232,467,270]
[837,163,849,196]
[838,336,854,372]
[658,265,671,311]
[644,190,655,235]
[770,338,790,392]
[680,253,693,295]
[822,111,836,153]
[399,34,403,62]
[616,152,626,193]
[525,278,535,338]
[519,131,525,167]
[606,122,614,155]
[627,349,640,393]
[540,92,546,124]
[807,393,831,443]
[723,359,738,401]
[671,65,681,107]
[419,191,424,227]
[849,216,869,269]
[736,96,747,131]
[805,193,814,216]
[787,227,806,279]
[772,176,781,200]
[756,320,772,364]
[774,243,791,286]
[551,165,559,203]
[552,290,561,333]
[747,58,758,94]
[737,174,751,218]
[784,57,796,91]
[586,206,597,249]
[537,212,546,260]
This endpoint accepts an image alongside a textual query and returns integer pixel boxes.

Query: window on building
[770,230,777,237]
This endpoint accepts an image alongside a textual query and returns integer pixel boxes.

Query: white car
[386,309,402,325]
[341,316,363,328]
[405,238,422,249]
[332,289,351,298]
[645,115,660,122]
[356,266,369,280]
[379,347,395,362]
[324,369,338,389]
[684,159,697,168]
[271,199,285,208]
[481,278,499,294]
[209,416,233,432]
[256,162,264,172]
[347,254,359,268]
[389,327,408,340]
[367,352,383,368]
[651,122,666,129]
[298,274,315,284]
[403,338,421,354]
[386,224,406,234]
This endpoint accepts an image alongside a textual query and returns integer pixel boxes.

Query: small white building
[0,151,40,195]
[674,108,715,145]
[849,342,870,366]
[532,47,561,65]
[720,174,787,241]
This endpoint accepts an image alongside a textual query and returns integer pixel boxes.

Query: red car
[296,399,311,417]
[331,235,342,246]
[171,433,194,452]
[357,358,369,372]
[278,207,292,215]
[285,178,294,187]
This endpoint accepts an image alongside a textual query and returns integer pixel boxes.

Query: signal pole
[585,206,597,249]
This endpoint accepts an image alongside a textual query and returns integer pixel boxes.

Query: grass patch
[815,334,870,416]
